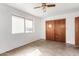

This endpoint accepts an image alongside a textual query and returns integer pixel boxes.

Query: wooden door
[55,19,66,42]
[46,20,54,41]
[46,19,66,43]
[75,17,79,45]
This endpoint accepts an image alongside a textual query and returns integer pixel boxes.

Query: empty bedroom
[0,3,79,56]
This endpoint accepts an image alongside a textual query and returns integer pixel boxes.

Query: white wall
[1,3,79,54]
[40,11,79,45]
[0,4,41,54]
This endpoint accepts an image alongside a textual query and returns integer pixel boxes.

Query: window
[12,16,24,34]
[25,20,33,33]
[12,15,33,34]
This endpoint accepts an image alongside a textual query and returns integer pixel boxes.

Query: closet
[46,19,66,42]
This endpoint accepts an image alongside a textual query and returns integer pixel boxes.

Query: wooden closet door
[55,19,66,42]
[46,21,54,40]
[75,17,79,45]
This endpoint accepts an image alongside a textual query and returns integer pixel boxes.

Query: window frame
[12,15,34,34]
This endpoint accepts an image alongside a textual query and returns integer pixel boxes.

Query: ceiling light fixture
[34,3,56,12]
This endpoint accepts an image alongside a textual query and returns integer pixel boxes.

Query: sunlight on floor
[13,48,42,56]
[23,49,42,56]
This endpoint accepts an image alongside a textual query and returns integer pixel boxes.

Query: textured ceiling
[7,3,79,18]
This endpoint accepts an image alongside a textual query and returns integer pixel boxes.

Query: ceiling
[6,3,79,18]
